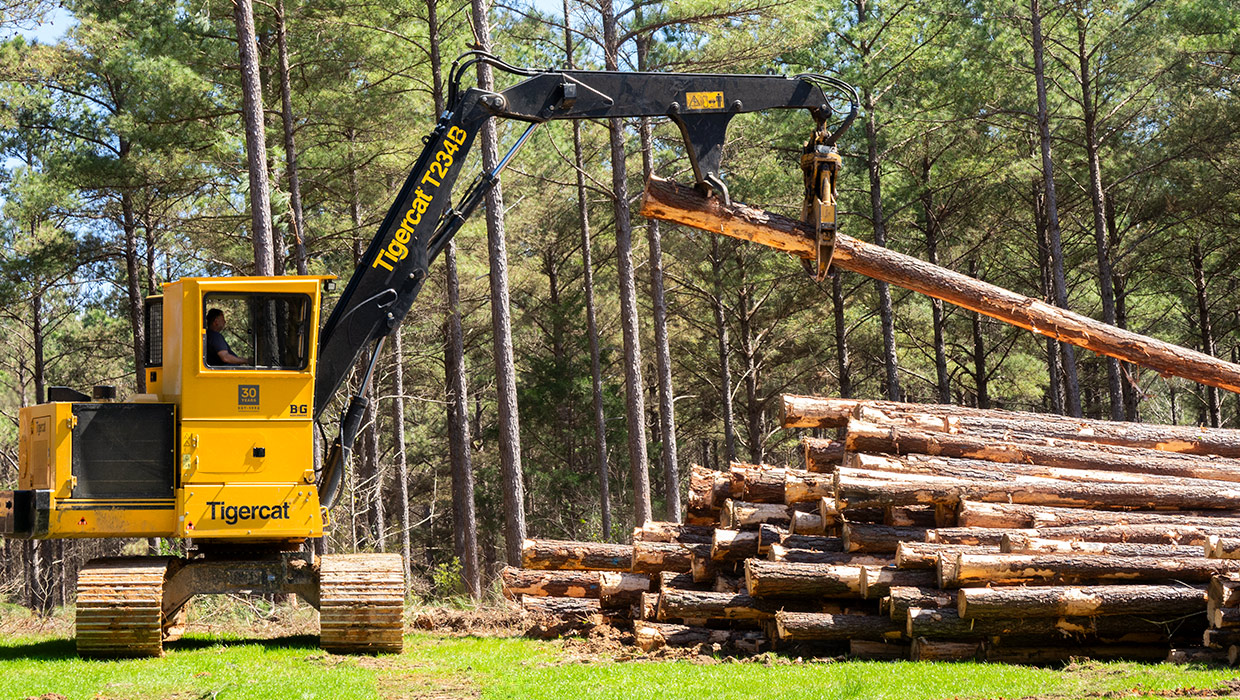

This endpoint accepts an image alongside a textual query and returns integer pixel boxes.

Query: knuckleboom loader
[0,52,856,657]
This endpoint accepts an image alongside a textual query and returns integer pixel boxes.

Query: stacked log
[513,393,1240,662]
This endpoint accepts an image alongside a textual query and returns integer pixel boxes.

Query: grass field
[3,606,1240,700]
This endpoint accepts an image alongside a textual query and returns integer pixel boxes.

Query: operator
[204,309,250,366]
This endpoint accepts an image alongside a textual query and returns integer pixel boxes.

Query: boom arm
[312,52,857,507]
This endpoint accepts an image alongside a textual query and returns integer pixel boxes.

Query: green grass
[1,621,1239,699]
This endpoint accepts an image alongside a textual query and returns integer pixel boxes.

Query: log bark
[849,639,909,660]
[659,571,707,591]
[790,511,826,536]
[780,534,844,552]
[722,499,792,529]
[689,464,732,513]
[714,573,744,593]
[838,470,1240,511]
[633,522,714,544]
[634,621,766,652]
[785,472,834,504]
[757,524,788,554]
[599,571,652,607]
[657,589,823,621]
[910,638,982,661]
[958,585,1206,619]
[745,560,874,598]
[711,529,759,562]
[1203,627,1240,649]
[926,528,1031,546]
[775,611,904,642]
[767,545,891,566]
[521,595,602,617]
[1209,536,1240,559]
[1001,535,1203,558]
[859,567,937,599]
[632,541,708,574]
[802,437,845,473]
[501,567,601,598]
[957,500,1240,529]
[779,394,1240,458]
[846,420,1240,484]
[954,554,1240,586]
[730,463,789,503]
[842,523,929,553]
[896,543,995,570]
[888,586,954,621]
[521,539,632,571]
[908,606,1177,642]
[640,178,1240,396]
[885,506,941,528]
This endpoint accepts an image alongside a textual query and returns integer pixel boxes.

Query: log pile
[507,394,1240,662]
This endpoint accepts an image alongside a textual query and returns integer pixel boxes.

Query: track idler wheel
[75,557,178,658]
[318,553,404,654]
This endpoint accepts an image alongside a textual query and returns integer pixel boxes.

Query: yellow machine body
[5,276,332,543]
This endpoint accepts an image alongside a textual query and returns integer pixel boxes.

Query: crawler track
[75,557,178,658]
[319,553,405,654]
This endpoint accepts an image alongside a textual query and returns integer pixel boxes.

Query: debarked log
[957,584,1206,619]
[599,571,653,607]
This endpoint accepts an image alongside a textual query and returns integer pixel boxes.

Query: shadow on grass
[166,633,322,652]
[0,638,78,661]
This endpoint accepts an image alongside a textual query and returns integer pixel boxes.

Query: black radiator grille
[72,403,175,499]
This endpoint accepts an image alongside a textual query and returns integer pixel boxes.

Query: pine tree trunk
[599,35,650,526]
[1031,0,1080,416]
[738,284,763,464]
[968,260,988,408]
[391,332,411,589]
[276,0,307,275]
[863,87,900,401]
[471,0,528,562]
[1034,182,1064,413]
[233,0,274,275]
[921,156,950,403]
[1191,242,1221,427]
[638,62,680,521]
[121,187,145,393]
[831,270,853,398]
[711,237,737,462]
[445,242,480,598]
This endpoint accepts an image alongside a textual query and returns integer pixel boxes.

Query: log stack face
[514,394,1240,662]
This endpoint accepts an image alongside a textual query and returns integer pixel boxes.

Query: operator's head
[206,308,225,332]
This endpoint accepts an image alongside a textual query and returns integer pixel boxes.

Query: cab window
[203,293,311,370]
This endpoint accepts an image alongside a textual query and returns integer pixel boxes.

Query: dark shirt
[205,329,233,366]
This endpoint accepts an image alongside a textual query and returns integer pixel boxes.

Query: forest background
[0,0,1237,609]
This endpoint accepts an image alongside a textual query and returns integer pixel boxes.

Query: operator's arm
[216,349,250,366]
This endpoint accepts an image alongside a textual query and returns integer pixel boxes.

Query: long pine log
[952,554,1240,586]
[957,585,1206,619]
[521,539,632,571]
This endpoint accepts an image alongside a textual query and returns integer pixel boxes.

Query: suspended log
[842,523,929,553]
[848,639,910,660]
[958,585,1206,619]
[745,560,874,598]
[730,463,788,503]
[634,621,766,653]
[657,589,822,621]
[907,606,1175,642]
[802,437,845,473]
[712,529,759,562]
[778,392,1240,458]
[952,554,1240,586]
[659,571,707,592]
[837,471,1240,511]
[785,472,834,504]
[896,543,995,570]
[631,541,708,574]
[767,544,891,566]
[790,511,826,535]
[859,567,937,599]
[521,539,633,572]
[1166,647,1229,665]
[888,586,954,622]
[633,522,714,544]
[957,500,1240,529]
[846,420,1240,484]
[1001,534,1203,558]
[721,499,792,529]
[757,523,788,554]
[910,638,983,661]
[501,567,601,599]
[598,572,652,607]
[775,611,904,642]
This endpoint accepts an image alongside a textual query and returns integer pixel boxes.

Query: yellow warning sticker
[685,91,724,110]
